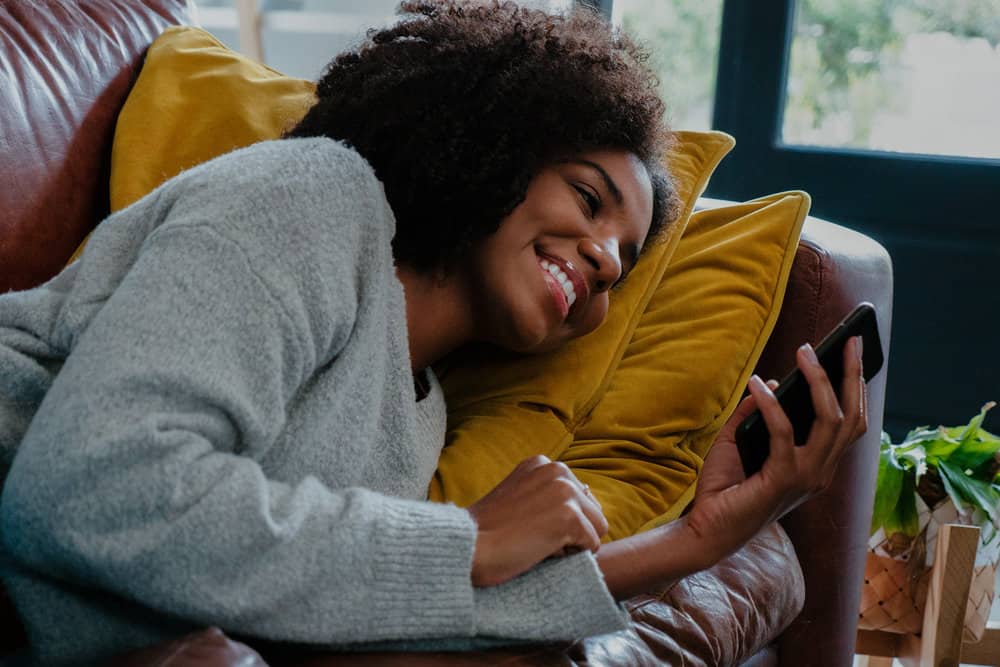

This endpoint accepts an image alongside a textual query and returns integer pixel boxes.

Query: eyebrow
[561,159,624,206]
[559,158,641,277]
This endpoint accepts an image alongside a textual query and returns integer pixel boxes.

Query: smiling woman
[0,0,867,664]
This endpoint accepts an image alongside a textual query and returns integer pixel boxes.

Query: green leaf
[937,460,970,513]
[922,429,963,462]
[949,402,1000,471]
[893,426,943,474]
[884,473,920,538]
[938,460,1000,523]
[872,447,906,535]
[900,426,945,447]
[957,402,994,440]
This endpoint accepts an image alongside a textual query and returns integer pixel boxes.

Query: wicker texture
[859,497,999,642]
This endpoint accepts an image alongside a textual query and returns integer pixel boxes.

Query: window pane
[782,0,1000,159]
[195,1,573,81]
[613,0,723,131]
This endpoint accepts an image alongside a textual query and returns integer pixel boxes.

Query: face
[461,149,654,353]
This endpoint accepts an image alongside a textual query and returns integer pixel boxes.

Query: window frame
[706,0,1000,234]
[602,0,1000,431]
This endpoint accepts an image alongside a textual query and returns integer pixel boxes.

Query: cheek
[577,294,609,336]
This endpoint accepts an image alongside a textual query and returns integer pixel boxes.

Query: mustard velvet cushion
[80,26,809,541]
[435,192,810,540]
[109,26,316,213]
[569,192,810,538]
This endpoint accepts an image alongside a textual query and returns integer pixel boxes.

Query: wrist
[597,517,709,600]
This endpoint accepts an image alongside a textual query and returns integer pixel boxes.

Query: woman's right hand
[467,455,608,587]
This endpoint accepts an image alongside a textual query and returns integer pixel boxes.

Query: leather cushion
[0,0,189,293]
[106,627,266,667]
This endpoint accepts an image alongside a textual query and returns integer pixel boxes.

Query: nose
[578,236,622,293]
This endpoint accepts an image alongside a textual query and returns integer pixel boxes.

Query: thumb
[719,376,778,438]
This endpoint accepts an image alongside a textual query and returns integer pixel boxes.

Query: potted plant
[860,402,1000,640]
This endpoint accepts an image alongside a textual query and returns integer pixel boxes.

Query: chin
[492,317,561,354]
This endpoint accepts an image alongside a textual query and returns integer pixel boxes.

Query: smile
[539,258,577,309]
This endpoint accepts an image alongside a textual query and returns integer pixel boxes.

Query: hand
[685,337,868,567]
[467,455,608,587]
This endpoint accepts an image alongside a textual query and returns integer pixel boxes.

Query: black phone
[735,302,885,478]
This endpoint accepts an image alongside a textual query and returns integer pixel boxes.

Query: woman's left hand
[683,337,868,568]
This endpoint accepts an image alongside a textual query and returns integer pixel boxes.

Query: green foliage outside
[786,0,1000,148]
[618,0,1000,141]
[618,0,724,130]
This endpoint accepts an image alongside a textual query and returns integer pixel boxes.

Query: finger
[857,371,870,440]
[747,374,795,458]
[575,484,609,539]
[851,336,869,441]
[834,336,863,450]
[798,343,844,453]
[565,504,602,553]
[533,465,608,540]
[514,455,551,475]
[718,380,765,439]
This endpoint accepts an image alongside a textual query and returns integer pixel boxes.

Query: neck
[395,262,473,372]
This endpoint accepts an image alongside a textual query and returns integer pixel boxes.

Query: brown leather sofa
[0,1,892,665]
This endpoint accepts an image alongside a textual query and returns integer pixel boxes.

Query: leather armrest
[106,628,266,667]
[565,522,802,667]
[756,216,893,667]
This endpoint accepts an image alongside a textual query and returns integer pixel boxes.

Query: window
[706,0,1000,435]
[194,0,572,80]
[612,0,724,131]
[782,0,1000,159]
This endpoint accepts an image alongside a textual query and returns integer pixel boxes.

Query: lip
[536,250,590,320]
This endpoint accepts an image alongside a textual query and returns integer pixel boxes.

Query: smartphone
[735,302,885,478]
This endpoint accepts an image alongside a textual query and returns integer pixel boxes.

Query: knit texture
[0,138,626,664]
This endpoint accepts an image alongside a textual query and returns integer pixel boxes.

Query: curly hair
[287,0,679,272]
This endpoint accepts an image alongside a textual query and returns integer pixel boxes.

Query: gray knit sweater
[0,138,626,664]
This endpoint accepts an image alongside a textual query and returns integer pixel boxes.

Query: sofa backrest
[0,0,190,654]
[0,0,191,293]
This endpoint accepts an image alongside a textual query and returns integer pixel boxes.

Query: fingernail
[749,374,768,392]
[855,335,864,361]
[800,342,819,365]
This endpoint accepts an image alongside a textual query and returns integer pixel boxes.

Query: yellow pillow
[67,26,315,262]
[110,26,316,212]
[434,191,809,540]
[567,192,810,538]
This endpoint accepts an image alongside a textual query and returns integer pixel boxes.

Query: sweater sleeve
[0,216,485,643]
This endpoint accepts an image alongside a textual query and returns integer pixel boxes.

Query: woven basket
[858,496,1000,642]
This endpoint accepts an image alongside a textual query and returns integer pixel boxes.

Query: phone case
[735,302,885,478]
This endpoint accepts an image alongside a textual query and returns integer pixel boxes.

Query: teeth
[539,258,577,308]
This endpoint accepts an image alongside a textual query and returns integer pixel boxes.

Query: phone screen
[734,302,884,478]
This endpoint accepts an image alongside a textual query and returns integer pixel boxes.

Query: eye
[573,184,600,218]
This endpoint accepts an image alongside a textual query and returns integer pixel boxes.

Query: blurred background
[193,0,1000,440]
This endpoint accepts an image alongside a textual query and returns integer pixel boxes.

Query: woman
[0,1,866,663]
